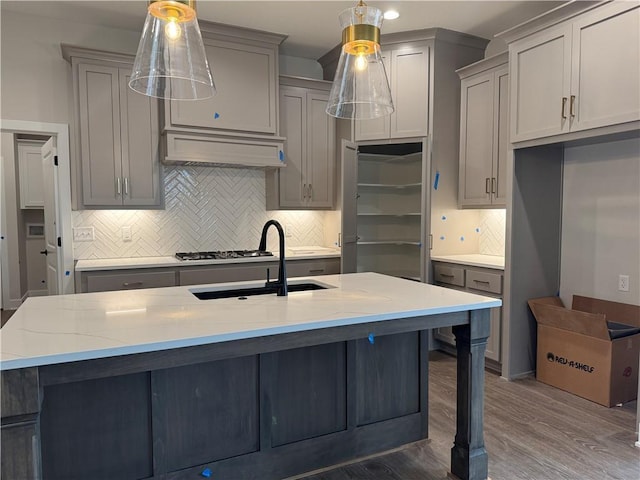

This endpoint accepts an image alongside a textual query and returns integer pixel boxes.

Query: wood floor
[295,351,639,480]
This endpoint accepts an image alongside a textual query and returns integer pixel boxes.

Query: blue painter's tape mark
[201,467,212,478]
[441,215,447,221]
[368,333,375,344]
[65,271,70,276]
[279,150,285,162]
[440,236,445,240]
[214,112,220,119]
[433,171,440,190]
[475,227,480,233]
[460,236,465,242]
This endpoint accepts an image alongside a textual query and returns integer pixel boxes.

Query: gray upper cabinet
[267,76,335,209]
[161,22,287,168]
[502,1,639,143]
[355,44,430,141]
[63,45,161,209]
[165,40,277,135]
[457,53,508,208]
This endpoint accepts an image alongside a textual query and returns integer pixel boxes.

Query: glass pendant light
[130,0,215,100]
[326,0,394,120]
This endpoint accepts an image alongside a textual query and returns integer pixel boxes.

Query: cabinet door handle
[116,177,121,195]
[124,177,129,196]
[338,232,342,247]
[485,177,490,194]
[570,95,576,118]
[122,281,143,287]
[491,177,496,194]
[561,97,567,119]
[309,183,313,200]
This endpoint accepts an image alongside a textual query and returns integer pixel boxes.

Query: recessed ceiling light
[383,10,400,20]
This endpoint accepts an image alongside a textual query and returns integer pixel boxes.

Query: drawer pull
[473,280,491,285]
[122,281,143,287]
[309,269,324,274]
[570,95,576,118]
[439,273,455,278]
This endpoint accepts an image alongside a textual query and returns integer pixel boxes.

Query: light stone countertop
[0,272,501,370]
[430,254,505,270]
[75,246,341,272]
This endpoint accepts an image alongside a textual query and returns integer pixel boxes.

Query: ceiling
[1,1,566,59]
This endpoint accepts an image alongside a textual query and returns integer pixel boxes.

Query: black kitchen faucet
[258,220,288,296]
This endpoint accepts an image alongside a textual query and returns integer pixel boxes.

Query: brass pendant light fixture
[130,0,216,100]
[326,0,394,119]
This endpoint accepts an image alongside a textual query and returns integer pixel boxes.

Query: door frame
[0,120,74,298]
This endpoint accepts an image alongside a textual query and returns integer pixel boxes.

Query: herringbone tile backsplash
[478,210,506,256]
[73,166,328,259]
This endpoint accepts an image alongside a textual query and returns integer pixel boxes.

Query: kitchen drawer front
[433,264,464,287]
[179,262,278,286]
[86,271,176,293]
[465,269,502,295]
[286,258,340,278]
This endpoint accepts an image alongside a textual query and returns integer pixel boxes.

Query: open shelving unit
[350,143,426,281]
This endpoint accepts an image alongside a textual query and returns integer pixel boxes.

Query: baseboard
[501,370,535,381]
[4,297,23,310]
[27,289,48,298]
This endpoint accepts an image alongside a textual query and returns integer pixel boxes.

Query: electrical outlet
[618,274,630,292]
[73,226,94,242]
[122,226,132,242]
[285,224,293,238]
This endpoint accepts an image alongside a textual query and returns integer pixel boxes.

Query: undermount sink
[191,281,330,300]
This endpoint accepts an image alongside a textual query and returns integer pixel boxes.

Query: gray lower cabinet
[76,258,341,293]
[179,258,340,286]
[1,369,41,480]
[62,45,162,209]
[76,268,178,293]
[432,262,503,366]
[30,330,427,480]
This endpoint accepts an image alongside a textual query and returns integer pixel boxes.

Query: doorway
[1,120,74,311]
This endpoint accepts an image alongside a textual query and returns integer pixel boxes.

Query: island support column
[451,308,490,480]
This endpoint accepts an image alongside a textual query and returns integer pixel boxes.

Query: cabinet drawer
[466,270,502,294]
[433,264,464,287]
[179,263,276,286]
[87,271,176,292]
[286,258,341,278]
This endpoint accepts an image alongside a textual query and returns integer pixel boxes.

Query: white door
[41,138,60,295]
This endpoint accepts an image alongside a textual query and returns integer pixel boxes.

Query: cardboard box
[528,295,640,407]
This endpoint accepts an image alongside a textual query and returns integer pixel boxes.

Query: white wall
[560,138,640,307]
[0,10,142,122]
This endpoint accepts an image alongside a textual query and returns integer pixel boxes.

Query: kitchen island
[1,273,500,480]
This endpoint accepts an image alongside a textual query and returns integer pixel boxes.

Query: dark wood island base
[2,310,490,480]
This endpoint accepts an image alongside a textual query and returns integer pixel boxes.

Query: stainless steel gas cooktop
[175,250,274,261]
